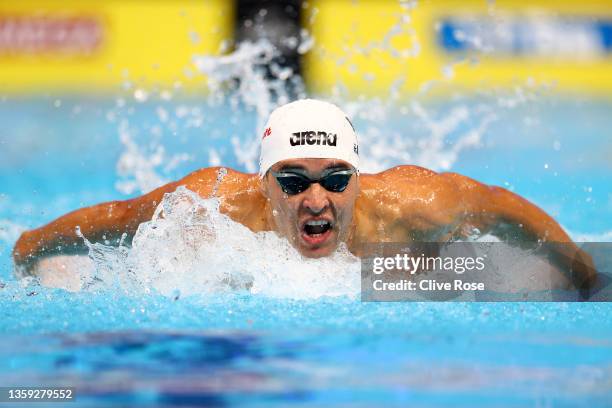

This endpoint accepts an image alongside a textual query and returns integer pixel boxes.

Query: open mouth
[301,219,334,247]
[303,219,332,235]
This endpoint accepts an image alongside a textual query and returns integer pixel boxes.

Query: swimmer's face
[261,158,359,258]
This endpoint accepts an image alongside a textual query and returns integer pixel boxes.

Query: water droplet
[133,89,148,103]
[156,107,169,123]
[160,90,173,101]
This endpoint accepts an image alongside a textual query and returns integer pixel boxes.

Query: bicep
[439,172,571,242]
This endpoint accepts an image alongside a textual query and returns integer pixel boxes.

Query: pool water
[0,93,611,406]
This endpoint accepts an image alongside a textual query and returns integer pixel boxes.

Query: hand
[544,243,598,296]
[571,248,598,291]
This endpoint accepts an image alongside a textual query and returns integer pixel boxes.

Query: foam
[75,186,361,300]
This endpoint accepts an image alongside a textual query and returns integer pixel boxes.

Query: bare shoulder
[355,165,467,232]
[359,165,464,199]
[367,164,438,181]
[179,166,251,187]
[178,167,259,197]
[179,167,268,230]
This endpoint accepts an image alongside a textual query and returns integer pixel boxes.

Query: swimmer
[12,99,597,291]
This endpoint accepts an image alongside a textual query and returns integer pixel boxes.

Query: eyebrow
[278,164,351,173]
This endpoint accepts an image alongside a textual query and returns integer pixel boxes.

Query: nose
[302,182,330,214]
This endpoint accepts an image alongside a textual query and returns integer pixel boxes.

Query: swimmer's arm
[12,168,223,271]
[441,173,597,290]
[12,181,180,271]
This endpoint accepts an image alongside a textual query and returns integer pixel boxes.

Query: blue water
[0,95,611,406]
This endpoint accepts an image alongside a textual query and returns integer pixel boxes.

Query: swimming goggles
[270,168,356,195]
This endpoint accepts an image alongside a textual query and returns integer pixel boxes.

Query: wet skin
[13,161,598,290]
[261,159,359,258]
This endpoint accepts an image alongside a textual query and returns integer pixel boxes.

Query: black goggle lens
[273,171,354,195]
[276,175,311,195]
[319,173,352,193]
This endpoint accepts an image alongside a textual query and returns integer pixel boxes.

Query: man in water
[13,99,596,290]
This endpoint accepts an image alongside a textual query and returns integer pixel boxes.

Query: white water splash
[192,39,307,173]
[114,119,167,194]
[335,99,498,173]
[407,101,496,172]
[78,186,360,299]
[0,219,26,244]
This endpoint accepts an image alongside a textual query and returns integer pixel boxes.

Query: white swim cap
[258,99,359,177]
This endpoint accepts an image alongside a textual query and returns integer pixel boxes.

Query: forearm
[12,166,255,272]
[11,178,179,268]
[478,186,571,243]
[462,184,596,289]
[13,200,139,267]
